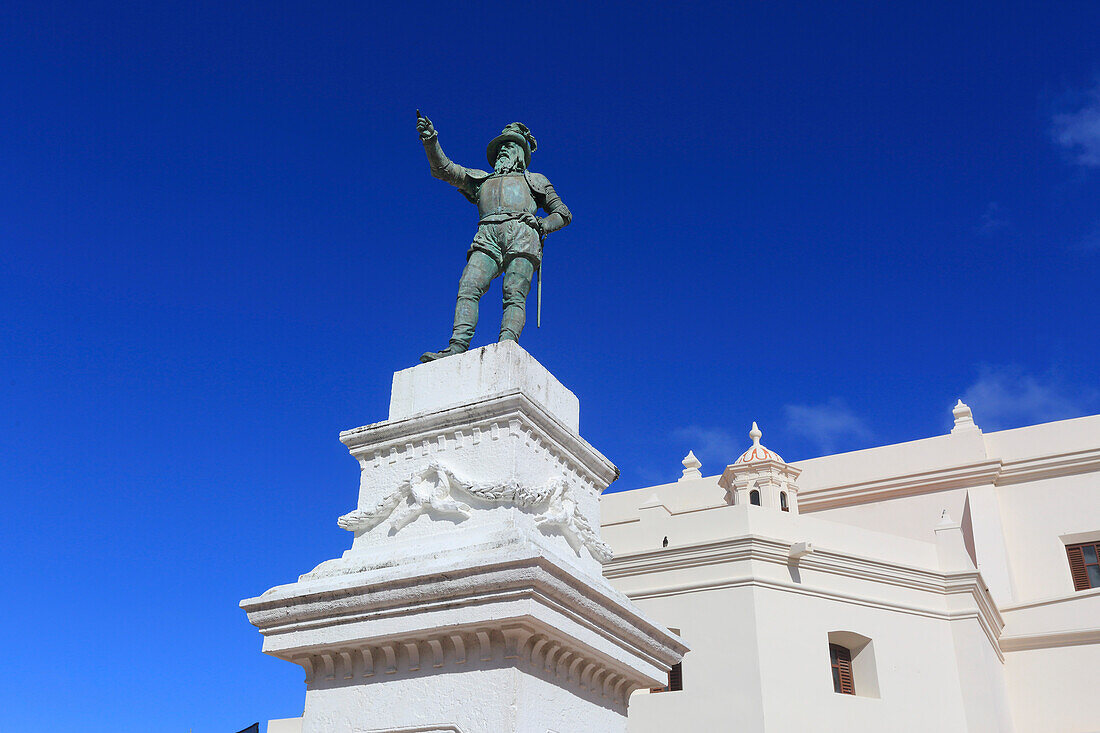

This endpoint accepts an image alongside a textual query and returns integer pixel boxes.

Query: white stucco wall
[626,588,767,732]
[603,500,1003,732]
[997,473,1100,600]
[752,591,975,732]
[807,488,969,542]
[1004,644,1100,733]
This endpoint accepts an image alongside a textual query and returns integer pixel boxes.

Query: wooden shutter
[830,644,855,695]
[669,662,683,691]
[651,662,683,693]
[1066,544,1091,591]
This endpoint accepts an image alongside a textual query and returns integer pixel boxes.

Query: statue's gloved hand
[417,114,436,141]
[519,212,542,234]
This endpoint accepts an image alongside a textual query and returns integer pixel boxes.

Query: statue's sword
[526,167,545,329]
[537,228,545,328]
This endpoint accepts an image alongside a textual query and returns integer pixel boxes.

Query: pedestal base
[241,343,687,732]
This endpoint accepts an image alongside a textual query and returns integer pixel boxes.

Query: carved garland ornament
[338,461,612,562]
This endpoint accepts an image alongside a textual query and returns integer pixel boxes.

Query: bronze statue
[416,113,572,362]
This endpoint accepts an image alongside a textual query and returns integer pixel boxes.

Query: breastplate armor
[477,174,536,219]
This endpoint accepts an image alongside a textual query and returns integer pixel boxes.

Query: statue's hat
[486,122,537,167]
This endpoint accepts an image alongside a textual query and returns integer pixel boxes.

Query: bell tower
[718,422,802,513]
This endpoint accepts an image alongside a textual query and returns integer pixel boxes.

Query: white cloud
[962,365,1098,431]
[784,398,873,455]
[669,425,741,470]
[1052,85,1100,167]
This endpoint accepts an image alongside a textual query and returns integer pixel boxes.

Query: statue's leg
[499,256,536,342]
[450,250,499,348]
[420,232,503,363]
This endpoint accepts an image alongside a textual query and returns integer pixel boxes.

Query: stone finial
[950,399,980,434]
[735,421,785,465]
[679,450,703,481]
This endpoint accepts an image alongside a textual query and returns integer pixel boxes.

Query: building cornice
[606,536,946,595]
[604,534,1004,660]
[797,460,1003,511]
[997,585,1100,612]
[999,626,1100,652]
[994,446,1100,486]
[796,446,1100,510]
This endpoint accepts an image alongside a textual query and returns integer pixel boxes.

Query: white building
[603,404,1100,732]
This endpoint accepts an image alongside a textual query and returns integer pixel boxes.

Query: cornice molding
[606,536,944,594]
[999,626,1100,652]
[604,534,1004,660]
[243,550,686,681]
[340,391,618,488]
[289,621,644,710]
[797,446,1100,511]
[995,447,1100,486]
[797,460,1003,511]
[999,585,1100,612]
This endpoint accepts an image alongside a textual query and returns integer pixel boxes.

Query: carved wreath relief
[338,461,612,562]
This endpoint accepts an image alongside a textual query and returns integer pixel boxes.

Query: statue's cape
[459,169,554,206]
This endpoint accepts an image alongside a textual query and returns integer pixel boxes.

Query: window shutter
[1066,544,1090,591]
[669,662,683,691]
[830,644,855,695]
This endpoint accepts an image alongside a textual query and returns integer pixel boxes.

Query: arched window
[829,644,855,694]
[827,631,879,698]
[749,490,761,506]
[780,492,789,512]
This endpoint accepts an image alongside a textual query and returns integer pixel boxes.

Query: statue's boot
[419,342,468,363]
[499,310,524,343]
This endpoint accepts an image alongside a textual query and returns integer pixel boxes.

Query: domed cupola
[719,422,801,513]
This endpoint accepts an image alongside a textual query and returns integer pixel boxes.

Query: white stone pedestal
[241,341,687,733]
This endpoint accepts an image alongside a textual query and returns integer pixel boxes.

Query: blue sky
[2,1,1099,730]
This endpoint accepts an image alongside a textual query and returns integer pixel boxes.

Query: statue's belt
[477,211,536,226]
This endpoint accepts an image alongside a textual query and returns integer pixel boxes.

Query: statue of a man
[416,114,572,362]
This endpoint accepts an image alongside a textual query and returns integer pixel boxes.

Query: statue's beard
[494,148,524,173]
